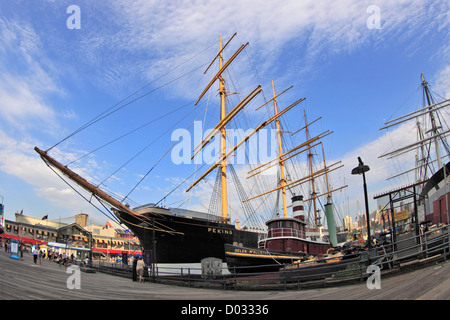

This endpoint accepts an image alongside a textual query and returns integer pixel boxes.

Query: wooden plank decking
[0,250,448,300]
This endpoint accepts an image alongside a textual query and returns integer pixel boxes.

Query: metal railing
[92,224,450,290]
[260,228,306,240]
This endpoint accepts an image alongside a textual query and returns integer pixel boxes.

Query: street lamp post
[351,157,372,251]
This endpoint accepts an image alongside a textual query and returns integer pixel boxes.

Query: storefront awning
[1,234,46,246]
[92,247,142,255]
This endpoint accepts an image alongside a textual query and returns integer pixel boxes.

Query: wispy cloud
[60,0,446,96]
[0,17,66,136]
[435,66,450,99]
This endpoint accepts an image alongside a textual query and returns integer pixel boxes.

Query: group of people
[51,252,77,267]
[3,240,148,283]
[31,247,45,264]
[2,240,25,259]
[30,248,91,267]
[25,247,79,267]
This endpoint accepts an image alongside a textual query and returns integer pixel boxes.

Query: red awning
[92,247,142,255]
[1,234,46,246]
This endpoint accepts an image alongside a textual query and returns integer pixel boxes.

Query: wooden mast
[219,35,228,220]
[321,143,332,205]
[190,34,254,219]
[272,80,288,217]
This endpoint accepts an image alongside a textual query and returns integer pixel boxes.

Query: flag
[102,221,113,230]
[42,215,48,220]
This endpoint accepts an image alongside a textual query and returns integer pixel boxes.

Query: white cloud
[0,128,115,222]
[435,66,450,99]
[0,130,74,203]
[0,74,56,129]
[0,17,67,134]
[56,0,439,98]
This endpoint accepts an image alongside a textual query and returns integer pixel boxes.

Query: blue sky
[0,0,449,227]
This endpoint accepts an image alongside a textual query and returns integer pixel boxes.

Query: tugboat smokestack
[291,195,305,221]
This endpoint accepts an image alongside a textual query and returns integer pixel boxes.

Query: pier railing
[92,224,449,290]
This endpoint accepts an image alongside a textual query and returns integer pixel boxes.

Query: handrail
[262,227,306,240]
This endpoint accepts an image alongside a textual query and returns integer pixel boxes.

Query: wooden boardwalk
[1,250,448,300]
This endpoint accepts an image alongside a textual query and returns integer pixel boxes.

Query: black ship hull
[224,243,307,273]
[114,209,260,263]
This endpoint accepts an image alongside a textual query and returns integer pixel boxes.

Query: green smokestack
[325,203,337,247]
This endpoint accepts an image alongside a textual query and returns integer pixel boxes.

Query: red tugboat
[224,195,333,273]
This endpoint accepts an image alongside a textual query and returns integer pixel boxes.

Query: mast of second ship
[421,73,443,170]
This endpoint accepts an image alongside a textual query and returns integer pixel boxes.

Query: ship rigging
[34,34,348,263]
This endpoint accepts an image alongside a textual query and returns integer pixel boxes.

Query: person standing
[136,257,145,283]
[32,247,38,264]
[19,245,23,260]
[132,256,138,282]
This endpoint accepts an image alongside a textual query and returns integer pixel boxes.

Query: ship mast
[304,111,319,227]
[379,74,450,182]
[421,73,443,170]
[188,34,265,221]
[244,109,345,204]
[219,35,228,219]
[272,80,288,218]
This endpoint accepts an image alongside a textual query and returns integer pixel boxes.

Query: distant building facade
[1,212,141,261]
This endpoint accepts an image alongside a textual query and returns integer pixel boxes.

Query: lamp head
[351,157,370,175]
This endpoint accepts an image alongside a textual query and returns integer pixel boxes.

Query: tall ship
[376,74,450,237]
[35,34,347,265]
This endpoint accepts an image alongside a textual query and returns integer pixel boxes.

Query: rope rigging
[47,41,217,152]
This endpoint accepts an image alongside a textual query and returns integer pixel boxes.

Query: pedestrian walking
[32,248,38,264]
[136,257,145,282]
[19,245,23,260]
[39,250,43,264]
